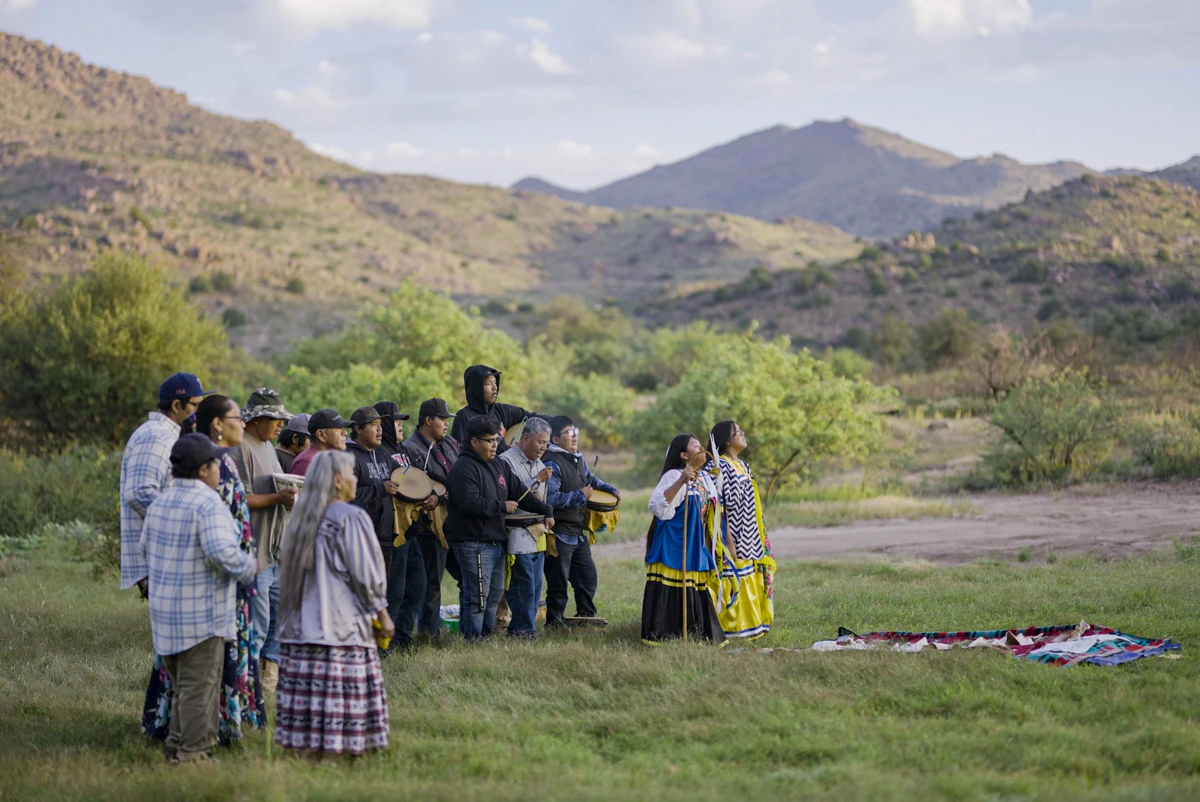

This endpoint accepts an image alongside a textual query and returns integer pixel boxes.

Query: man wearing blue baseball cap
[119,372,215,595]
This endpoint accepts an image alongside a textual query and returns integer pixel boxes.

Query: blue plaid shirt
[141,478,258,656]
[119,412,180,589]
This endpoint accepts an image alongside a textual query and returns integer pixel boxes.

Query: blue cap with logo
[158,372,215,405]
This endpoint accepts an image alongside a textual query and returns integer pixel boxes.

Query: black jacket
[446,447,552,544]
[449,364,537,454]
[400,429,461,537]
[346,440,400,544]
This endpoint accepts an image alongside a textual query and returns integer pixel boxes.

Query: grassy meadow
[1,542,1198,801]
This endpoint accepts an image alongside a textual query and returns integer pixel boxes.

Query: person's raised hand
[536,466,553,483]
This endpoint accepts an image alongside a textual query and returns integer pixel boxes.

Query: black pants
[409,533,457,638]
[379,541,416,645]
[544,535,598,625]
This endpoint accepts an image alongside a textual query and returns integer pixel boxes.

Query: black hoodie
[449,365,537,453]
[346,439,397,544]
[446,446,553,544]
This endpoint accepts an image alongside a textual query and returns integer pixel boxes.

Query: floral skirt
[274,643,389,755]
[142,583,264,743]
[641,563,726,644]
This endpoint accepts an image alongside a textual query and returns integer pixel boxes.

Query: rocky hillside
[0,32,858,356]
[1152,156,1200,194]
[514,119,1090,238]
[660,175,1200,350]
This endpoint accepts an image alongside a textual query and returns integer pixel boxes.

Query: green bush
[919,308,979,368]
[188,274,212,294]
[530,374,635,450]
[0,448,120,572]
[210,271,236,292]
[222,307,247,328]
[278,362,449,419]
[984,370,1121,484]
[632,332,894,496]
[285,277,306,295]
[0,253,227,444]
[1128,413,1200,479]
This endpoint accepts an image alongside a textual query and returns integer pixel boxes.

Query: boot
[261,658,279,695]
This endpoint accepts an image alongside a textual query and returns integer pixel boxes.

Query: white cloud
[633,143,660,159]
[625,31,720,65]
[356,149,376,164]
[308,142,348,160]
[512,15,552,34]
[557,139,593,160]
[526,38,571,74]
[385,140,425,158]
[255,0,438,38]
[0,0,37,12]
[908,0,1032,39]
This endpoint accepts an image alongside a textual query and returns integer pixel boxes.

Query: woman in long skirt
[143,394,265,745]
[275,450,394,756]
[641,433,725,644]
[709,420,776,640]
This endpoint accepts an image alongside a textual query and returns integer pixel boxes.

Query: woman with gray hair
[275,450,394,756]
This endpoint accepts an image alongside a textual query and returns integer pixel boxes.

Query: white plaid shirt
[141,478,258,656]
[119,412,180,589]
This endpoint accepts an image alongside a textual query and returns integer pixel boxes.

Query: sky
[1,0,1198,189]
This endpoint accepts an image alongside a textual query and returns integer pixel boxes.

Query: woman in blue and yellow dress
[641,433,725,644]
[709,420,775,639]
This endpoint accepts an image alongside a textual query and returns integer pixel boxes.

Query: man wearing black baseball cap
[289,408,352,477]
[142,433,257,763]
[120,372,215,595]
[399,397,462,642]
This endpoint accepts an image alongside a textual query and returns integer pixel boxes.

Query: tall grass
[2,544,1197,800]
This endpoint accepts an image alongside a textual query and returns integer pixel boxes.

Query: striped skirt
[274,643,389,755]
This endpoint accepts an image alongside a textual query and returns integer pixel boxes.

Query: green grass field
[1,545,1198,801]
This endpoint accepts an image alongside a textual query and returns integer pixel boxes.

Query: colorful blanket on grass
[808,621,1179,666]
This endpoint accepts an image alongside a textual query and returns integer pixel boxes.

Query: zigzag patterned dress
[714,456,775,639]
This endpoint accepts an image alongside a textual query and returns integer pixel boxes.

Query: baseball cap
[419,398,453,420]
[170,433,221,473]
[241,387,292,421]
[158,373,215,405]
[308,408,353,436]
[350,406,383,427]
[283,413,311,435]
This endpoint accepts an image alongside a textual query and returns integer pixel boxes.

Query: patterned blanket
[809,621,1180,666]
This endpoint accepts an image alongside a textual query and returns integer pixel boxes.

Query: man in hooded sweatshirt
[345,406,408,653]
[449,365,540,454]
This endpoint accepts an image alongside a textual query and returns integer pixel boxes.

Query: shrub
[1128,413,1200,479]
[128,205,153,232]
[0,253,227,444]
[210,271,236,292]
[221,307,247,328]
[278,362,449,419]
[1165,278,1196,303]
[530,374,635,449]
[285,277,306,295]
[1009,260,1049,284]
[919,308,980,368]
[984,370,1121,484]
[188,274,212,294]
[871,313,918,372]
[866,268,888,297]
[1036,299,1067,322]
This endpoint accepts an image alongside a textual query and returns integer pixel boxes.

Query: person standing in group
[372,401,411,469]
[400,398,461,641]
[143,396,267,744]
[345,406,410,654]
[498,417,553,638]
[227,389,297,693]
[275,413,310,474]
[642,433,725,644]
[542,415,620,628]
[449,365,539,454]
[708,421,776,640]
[275,450,393,758]
[446,416,554,642]
[141,434,258,763]
[121,372,214,596]
[289,408,353,477]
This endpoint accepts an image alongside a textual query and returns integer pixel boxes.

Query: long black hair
[647,433,698,557]
[710,420,736,457]
[195,394,236,442]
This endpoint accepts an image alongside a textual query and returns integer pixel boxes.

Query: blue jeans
[451,541,505,642]
[507,552,545,637]
[252,565,280,663]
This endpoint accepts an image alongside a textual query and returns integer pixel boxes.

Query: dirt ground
[597,481,1200,564]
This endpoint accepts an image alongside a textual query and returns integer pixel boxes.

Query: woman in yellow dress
[709,420,775,639]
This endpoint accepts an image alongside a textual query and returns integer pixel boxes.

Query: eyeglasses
[558,428,579,437]
[477,436,500,444]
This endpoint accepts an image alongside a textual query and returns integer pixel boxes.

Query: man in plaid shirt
[120,373,214,593]
[141,434,258,763]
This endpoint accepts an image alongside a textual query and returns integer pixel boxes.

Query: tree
[919,308,980,368]
[0,253,227,443]
[985,369,1121,484]
[632,332,894,496]
[278,362,449,418]
[529,373,635,449]
[870,313,917,372]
